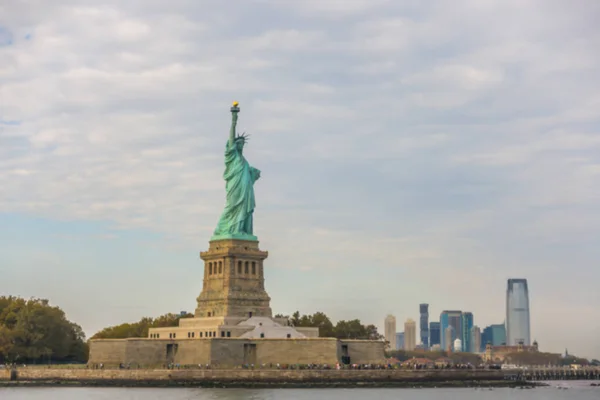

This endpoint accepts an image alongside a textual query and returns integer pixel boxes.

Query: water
[0,382,598,400]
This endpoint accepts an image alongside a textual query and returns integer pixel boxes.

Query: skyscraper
[419,304,429,349]
[506,279,531,345]
[404,318,416,351]
[444,326,454,352]
[395,332,404,350]
[429,321,441,347]
[471,326,481,353]
[384,315,397,350]
[461,312,474,352]
[440,310,462,351]
[481,323,506,350]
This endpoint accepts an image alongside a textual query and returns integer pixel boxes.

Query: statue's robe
[214,140,260,237]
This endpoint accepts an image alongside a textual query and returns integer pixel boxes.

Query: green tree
[0,296,88,363]
[277,311,380,339]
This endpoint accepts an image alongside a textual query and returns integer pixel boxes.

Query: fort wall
[88,337,386,367]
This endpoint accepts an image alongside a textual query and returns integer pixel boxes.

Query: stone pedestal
[195,239,272,319]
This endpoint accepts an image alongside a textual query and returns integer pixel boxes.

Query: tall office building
[481,323,506,351]
[395,332,404,350]
[429,321,441,347]
[404,318,417,351]
[384,315,397,350]
[471,326,481,353]
[506,279,531,345]
[440,310,462,351]
[461,312,474,352]
[419,304,429,349]
[444,326,454,352]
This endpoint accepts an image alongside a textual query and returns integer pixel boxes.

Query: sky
[1,0,599,359]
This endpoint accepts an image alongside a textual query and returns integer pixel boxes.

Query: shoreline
[0,380,540,389]
[0,368,562,389]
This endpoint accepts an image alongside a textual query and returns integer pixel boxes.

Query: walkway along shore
[0,368,544,388]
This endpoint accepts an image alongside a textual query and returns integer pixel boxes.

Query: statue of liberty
[212,102,261,241]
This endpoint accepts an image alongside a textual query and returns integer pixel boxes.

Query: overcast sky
[1,0,599,359]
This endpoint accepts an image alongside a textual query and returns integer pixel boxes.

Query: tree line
[274,311,383,340]
[90,312,194,339]
[0,296,88,364]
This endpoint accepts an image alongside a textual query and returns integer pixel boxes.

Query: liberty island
[85,102,385,367]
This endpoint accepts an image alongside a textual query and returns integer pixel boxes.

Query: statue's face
[235,140,245,151]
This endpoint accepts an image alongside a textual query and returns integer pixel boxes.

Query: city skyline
[1,1,599,360]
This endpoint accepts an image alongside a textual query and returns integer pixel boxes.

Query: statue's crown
[235,131,250,143]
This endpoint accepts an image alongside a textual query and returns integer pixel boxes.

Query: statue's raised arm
[212,102,261,242]
[229,101,239,147]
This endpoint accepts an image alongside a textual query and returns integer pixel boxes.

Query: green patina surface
[212,103,260,242]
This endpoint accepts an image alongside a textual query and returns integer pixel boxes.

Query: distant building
[404,318,417,351]
[461,312,474,352]
[506,278,531,346]
[453,338,462,352]
[395,332,404,350]
[419,304,429,349]
[471,326,481,354]
[483,341,539,363]
[440,310,462,351]
[429,321,441,347]
[384,315,397,350]
[481,323,506,351]
[430,344,441,351]
[444,326,454,352]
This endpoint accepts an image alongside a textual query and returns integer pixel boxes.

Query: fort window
[221,331,225,337]
[260,333,265,338]
[173,333,176,339]
[238,261,242,274]
[227,331,231,338]
[169,333,172,339]
[209,263,212,275]
[199,332,203,338]
[218,261,222,274]
[287,334,291,338]
[248,312,253,318]
[245,261,249,274]
[191,332,195,338]
[207,312,211,317]
[251,262,256,274]
[213,331,217,337]
[187,332,190,338]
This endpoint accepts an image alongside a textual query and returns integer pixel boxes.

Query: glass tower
[419,304,429,349]
[440,310,462,351]
[429,322,441,347]
[481,323,506,350]
[506,278,531,346]
[461,312,474,352]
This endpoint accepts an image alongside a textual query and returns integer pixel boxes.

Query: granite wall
[89,337,385,367]
[340,339,386,364]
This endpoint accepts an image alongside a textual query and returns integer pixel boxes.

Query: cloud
[1,0,599,358]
